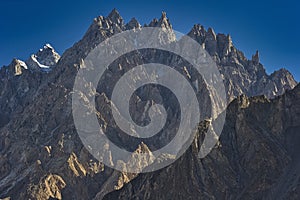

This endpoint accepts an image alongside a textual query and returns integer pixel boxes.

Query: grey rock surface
[104,85,300,200]
[0,9,298,200]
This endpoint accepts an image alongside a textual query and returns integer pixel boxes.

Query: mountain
[0,9,299,199]
[26,44,60,72]
[0,44,60,131]
[188,24,297,100]
[3,43,60,76]
[104,84,300,200]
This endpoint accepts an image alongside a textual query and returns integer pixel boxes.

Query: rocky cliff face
[188,25,297,100]
[0,44,60,130]
[0,9,299,200]
[104,84,300,200]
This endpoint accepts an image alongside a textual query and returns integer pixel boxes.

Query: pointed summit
[36,43,60,66]
[252,50,260,65]
[7,58,28,76]
[125,17,141,30]
[269,67,297,95]
[161,11,167,19]
[191,24,206,36]
[107,8,123,25]
[188,24,206,43]
[159,11,172,29]
[148,11,172,30]
[216,33,233,56]
[146,11,176,42]
[207,27,217,41]
[26,43,60,71]
[108,8,120,18]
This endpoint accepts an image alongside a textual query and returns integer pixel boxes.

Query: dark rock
[0,9,298,200]
[252,50,260,65]
[125,18,141,30]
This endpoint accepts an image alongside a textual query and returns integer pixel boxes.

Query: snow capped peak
[45,43,53,49]
[39,43,54,52]
[26,44,60,72]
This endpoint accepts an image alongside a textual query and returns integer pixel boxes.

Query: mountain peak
[7,58,28,76]
[108,8,119,17]
[107,8,123,25]
[148,11,172,30]
[26,43,60,71]
[207,27,217,40]
[40,43,54,51]
[216,33,233,56]
[161,11,167,19]
[159,11,172,29]
[126,17,141,30]
[35,44,60,65]
[252,50,260,65]
[1,11,299,200]
[192,24,206,34]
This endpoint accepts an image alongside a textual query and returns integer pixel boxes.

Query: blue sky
[0,0,299,80]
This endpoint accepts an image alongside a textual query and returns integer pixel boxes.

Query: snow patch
[39,43,54,52]
[45,43,53,49]
[17,59,28,69]
[31,54,51,72]
[30,55,50,69]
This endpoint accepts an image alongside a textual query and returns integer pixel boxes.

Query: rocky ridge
[104,84,300,199]
[0,9,299,199]
[188,24,297,100]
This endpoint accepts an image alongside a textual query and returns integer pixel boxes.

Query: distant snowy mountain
[4,43,60,76]
[0,9,298,200]
[26,43,60,71]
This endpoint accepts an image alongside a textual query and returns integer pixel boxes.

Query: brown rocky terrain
[0,9,299,199]
[104,84,300,200]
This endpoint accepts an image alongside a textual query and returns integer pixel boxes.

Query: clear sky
[0,0,299,81]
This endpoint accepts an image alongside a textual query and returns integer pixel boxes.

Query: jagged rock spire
[126,17,141,30]
[107,8,124,26]
[89,9,124,34]
[252,50,260,65]
[26,43,60,71]
[189,24,206,43]
[187,25,219,57]
[75,9,125,59]
[0,11,299,200]
[148,11,173,30]
[8,58,28,76]
[146,12,176,43]
[159,11,172,29]
[207,27,217,41]
[216,33,233,56]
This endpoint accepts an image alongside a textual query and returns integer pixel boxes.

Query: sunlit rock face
[0,9,298,200]
[104,85,300,200]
